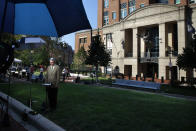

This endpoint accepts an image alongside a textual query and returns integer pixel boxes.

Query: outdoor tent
[14,58,22,63]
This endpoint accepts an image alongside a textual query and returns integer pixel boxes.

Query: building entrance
[146,63,158,78]
[139,63,158,78]
[166,66,177,80]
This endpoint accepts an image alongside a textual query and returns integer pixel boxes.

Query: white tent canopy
[14,58,22,63]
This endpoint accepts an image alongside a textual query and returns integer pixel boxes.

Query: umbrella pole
[1,0,10,127]
[0,0,8,41]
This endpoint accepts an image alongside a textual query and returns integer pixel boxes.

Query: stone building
[75,0,196,80]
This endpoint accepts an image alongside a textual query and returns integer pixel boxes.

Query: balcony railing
[166,51,178,57]
[141,52,159,58]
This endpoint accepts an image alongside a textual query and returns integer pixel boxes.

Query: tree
[86,35,111,82]
[32,46,49,66]
[15,45,50,66]
[15,36,53,66]
[73,46,87,70]
[1,33,22,45]
[177,38,196,84]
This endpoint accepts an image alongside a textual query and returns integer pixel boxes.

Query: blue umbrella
[0,0,91,37]
[0,0,91,73]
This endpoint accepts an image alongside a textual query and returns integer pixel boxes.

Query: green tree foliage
[86,35,111,82]
[15,45,49,66]
[15,36,53,66]
[32,46,49,66]
[15,50,31,65]
[13,36,72,67]
[177,38,196,71]
[73,46,87,69]
[0,33,22,45]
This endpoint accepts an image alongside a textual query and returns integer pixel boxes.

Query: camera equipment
[0,42,14,74]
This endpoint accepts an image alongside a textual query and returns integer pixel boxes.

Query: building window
[175,0,181,4]
[104,11,109,25]
[129,0,136,14]
[140,3,145,8]
[112,12,116,20]
[84,38,87,43]
[120,3,127,19]
[79,37,87,44]
[104,0,109,8]
[189,0,196,4]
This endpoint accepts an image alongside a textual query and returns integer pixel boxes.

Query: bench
[113,79,160,90]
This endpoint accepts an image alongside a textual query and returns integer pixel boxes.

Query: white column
[178,20,186,54]
[159,23,166,57]
[132,28,138,77]
[133,28,138,58]
[178,20,186,78]
[140,38,145,57]
[103,34,107,46]
[132,59,138,77]
[158,59,166,79]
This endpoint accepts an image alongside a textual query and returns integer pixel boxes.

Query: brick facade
[98,0,104,28]
[75,29,103,53]
[98,0,189,28]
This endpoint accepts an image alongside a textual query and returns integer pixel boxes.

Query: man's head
[50,58,55,66]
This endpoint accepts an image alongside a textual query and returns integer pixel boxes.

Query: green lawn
[161,84,196,97]
[0,82,196,131]
[81,77,196,97]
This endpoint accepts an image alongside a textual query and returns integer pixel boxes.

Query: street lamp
[29,49,34,108]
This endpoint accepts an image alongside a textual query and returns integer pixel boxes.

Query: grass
[81,77,196,97]
[161,84,196,97]
[0,82,196,131]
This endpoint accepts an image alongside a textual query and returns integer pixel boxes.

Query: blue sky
[61,0,97,50]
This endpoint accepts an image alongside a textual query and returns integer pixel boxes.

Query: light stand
[29,50,34,109]
[2,69,11,127]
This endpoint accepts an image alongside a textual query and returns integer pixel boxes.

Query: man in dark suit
[45,58,60,110]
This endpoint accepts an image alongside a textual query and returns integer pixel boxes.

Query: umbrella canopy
[0,0,91,37]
